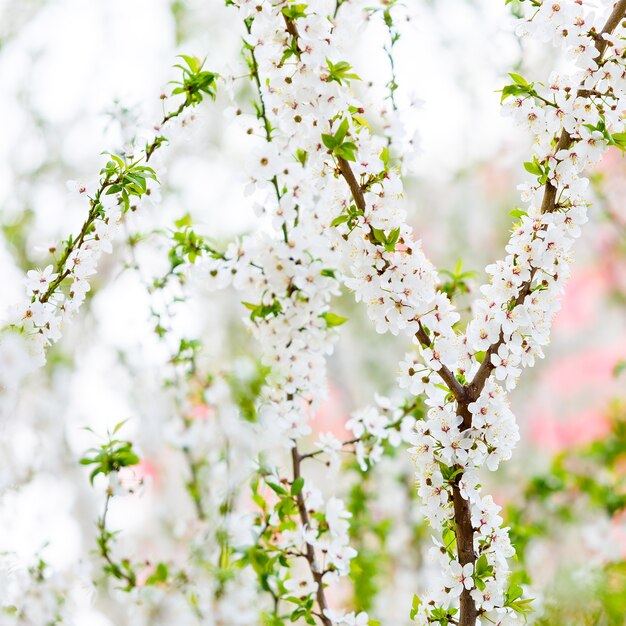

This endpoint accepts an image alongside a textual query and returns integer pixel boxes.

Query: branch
[467,0,626,403]
[337,154,467,402]
[454,5,626,625]
[291,446,333,626]
[336,156,366,213]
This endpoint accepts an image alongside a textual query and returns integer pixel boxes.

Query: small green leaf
[322,133,339,150]
[267,482,288,496]
[410,594,422,620]
[326,58,360,85]
[611,132,626,151]
[509,208,528,219]
[320,311,348,327]
[523,159,542,176]
[281,3,308,20]
[509,72,529,86]
[330,214,349,227]
[291,476,305,496]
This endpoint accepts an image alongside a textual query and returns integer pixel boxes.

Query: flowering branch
[1,55,217,376]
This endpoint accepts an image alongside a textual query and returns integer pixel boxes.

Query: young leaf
[320,311,348,327]
[291,476,305,496]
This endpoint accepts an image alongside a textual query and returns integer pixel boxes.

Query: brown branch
[594,0,626,59]
[338,154,469,403]
[283,12,302,44]
[291,446,332,626]
[452,484,478,626]
[336,156,366,213]
[469,0,626,402]
[415,323,467,404]
[454,5,626,626]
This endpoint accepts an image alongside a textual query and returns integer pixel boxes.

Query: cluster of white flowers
[192,1,384,620]
[345,393,418,470]
[408,1,626,623]
[0,98,205,415]
[20,204,122,354]
[0,200,124,418]
[3,0,626,623]
[252,0,626,623]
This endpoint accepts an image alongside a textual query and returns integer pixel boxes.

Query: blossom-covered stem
[335,154,466,399]
[539,0,626,213]
[468,0,626,404]
[414,323,466,402]
[32,57,217,315]
[291,445,332,626]
[466,276,535,399]
[39,186,111,303]
[39,115,190,307]
[243,17,288,242]
[451,4,626,625]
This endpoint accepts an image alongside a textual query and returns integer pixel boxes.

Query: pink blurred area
[312,384,350,438]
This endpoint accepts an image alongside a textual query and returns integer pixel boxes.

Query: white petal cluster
[197,1,378,618]
[408,1,626,623]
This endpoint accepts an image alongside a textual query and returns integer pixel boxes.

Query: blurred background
[0,0,625,624]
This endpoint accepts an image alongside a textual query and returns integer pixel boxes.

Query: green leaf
[507,584,524,602]
[410,594,422,620]
[475,554,493,578]
[241,299,282,321]
[295,149,308,165]
[334,118,350,144]
[509,208,528,219]
[326,58,360,85]
[611,132,626,151]
[509,72,529,86]
[500,83,530,103]
[320,311,348,327]
[267,482,287,496]
[322,133,339,150]
[386,227,400,251]
[281,3,308,20]
[179,54,201,74]
[380,146,390,169]
[334,141,357,161]
[330,214,349,227]
[442,527,456,556]
[291,477,305,496]
[614,360,626,377]
[523,159,542,176]
[145,562,168,585]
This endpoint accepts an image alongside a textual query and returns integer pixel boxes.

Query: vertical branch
[453,5,626,626]
[452,484,478,626]
[291,446,333,626]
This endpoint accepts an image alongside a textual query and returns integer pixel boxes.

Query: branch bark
[455,4,626,625]
[291,446,332,626]
[468,0,626,404]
